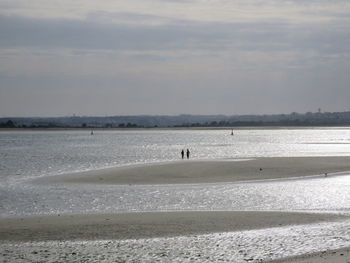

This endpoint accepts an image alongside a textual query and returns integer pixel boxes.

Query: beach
[1,156,350,262]
[42,156,350,185]
[271,248,350,263]
[0,211,345,242]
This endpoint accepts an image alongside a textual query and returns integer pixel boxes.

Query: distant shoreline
[2,126,350,131]
[2,111,350,129]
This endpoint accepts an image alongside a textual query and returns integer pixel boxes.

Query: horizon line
[1,110,350,119]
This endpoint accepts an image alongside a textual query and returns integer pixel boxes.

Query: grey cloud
[85,11,189,25]
[268,0,348,4]
[2,63,350,116]
[0,14,223,50]
[0,1,20,9]
[286,23,350,54]
[1,13,349,55]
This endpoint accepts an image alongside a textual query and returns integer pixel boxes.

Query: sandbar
[43,156,350,185]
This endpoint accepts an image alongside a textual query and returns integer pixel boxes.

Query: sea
[1,128,350,262]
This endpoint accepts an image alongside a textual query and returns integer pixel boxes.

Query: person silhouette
[181,149,184,159]
[186,149,190,159]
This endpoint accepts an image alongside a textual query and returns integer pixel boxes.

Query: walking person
[181,149,184,159]
[186,149,190,159]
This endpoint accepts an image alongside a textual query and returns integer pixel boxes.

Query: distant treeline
[0,120,16,128]
[2,119,350,129]
[0,121,144,129]
[1,111,350,128]
[84,122,145,128]
[176,119,350,127]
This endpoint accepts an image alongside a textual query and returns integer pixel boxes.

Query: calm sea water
[1,129,350,261]
[1,128,350,183]
[1,128,350,216]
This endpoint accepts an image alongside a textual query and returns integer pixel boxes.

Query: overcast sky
[0,0,350,117]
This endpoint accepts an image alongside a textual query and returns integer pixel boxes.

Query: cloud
[1,10,350,80]
[85,11,189,26]
[1,12,349,55]
[1,2,350,116]
[0,14,221,51]
[1,0,349,24]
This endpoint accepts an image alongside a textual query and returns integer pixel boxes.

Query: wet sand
[43,156,350,185]
[5,156,350,262]
[270,247,350,263]
[0,211,345,242]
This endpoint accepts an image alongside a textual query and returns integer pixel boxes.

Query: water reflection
[1,129,350,183]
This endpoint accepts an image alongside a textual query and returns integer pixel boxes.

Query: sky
[0,0,350,117]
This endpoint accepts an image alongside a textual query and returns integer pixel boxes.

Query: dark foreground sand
[0,211,345,242]
[43,156,350,185]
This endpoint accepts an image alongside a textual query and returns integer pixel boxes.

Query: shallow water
[2,173,350,217]
[1,129,350,262]
[1,129,350,216]
[1,129,350,183]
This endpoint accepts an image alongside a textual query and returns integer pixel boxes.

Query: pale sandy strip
[41,156,350,185]
[269,247,350,263]
[0,211,346,242]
